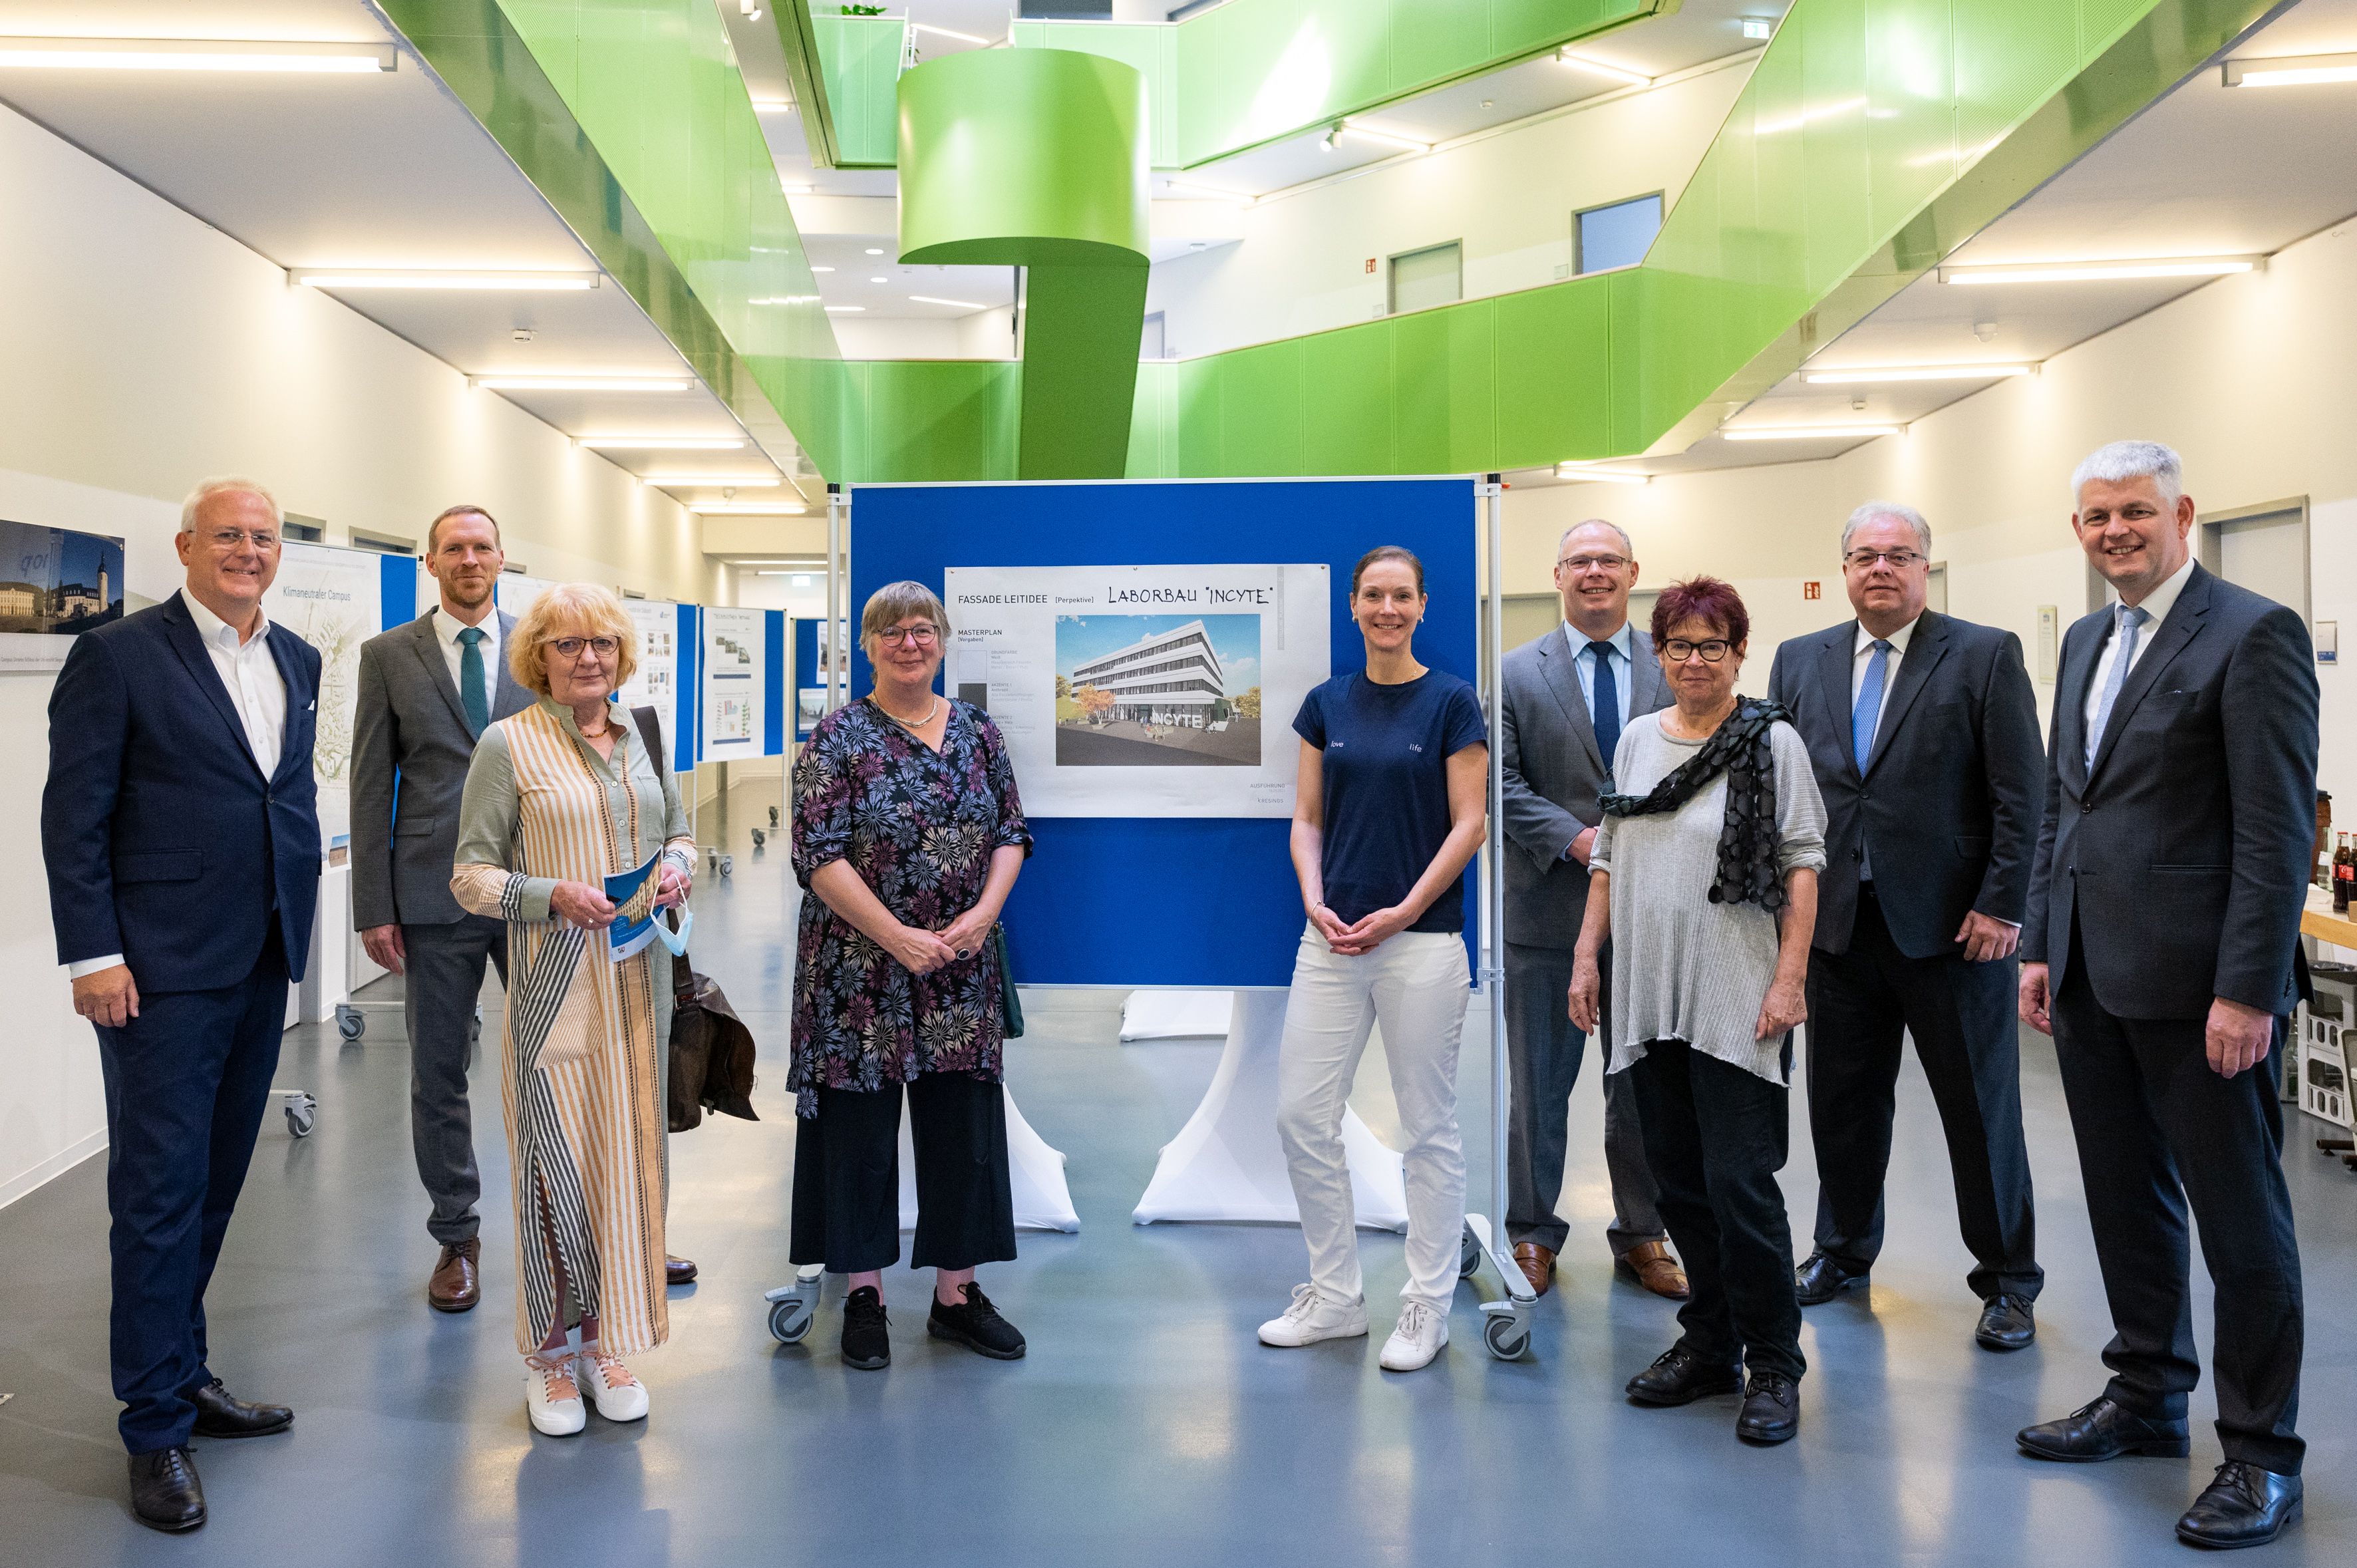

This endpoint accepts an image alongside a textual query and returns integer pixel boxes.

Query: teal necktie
[458,626,490,733]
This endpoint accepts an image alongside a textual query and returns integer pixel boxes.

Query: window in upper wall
[1389,240,1462,316]
[1575,193,1664,275]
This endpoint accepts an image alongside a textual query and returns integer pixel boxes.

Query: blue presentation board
[850,478,1480,988]
[764,608,787,754]
[793,617,818,740]
[379,553,416,629]
[673,603,701,777]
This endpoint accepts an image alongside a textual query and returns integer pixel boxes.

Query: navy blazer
[2022,564,2317,1020]
[42,593,323,993]
[1768,611,2044,961]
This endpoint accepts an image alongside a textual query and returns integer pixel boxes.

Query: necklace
[873,693,941,730]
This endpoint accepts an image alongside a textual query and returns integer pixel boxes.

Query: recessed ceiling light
[0,37,398,73]
[1555,463,1651,484]
[2224,51,2357,87]
[869,275,887,283]
[824,305,864,313]
[578,436,746,450]
[864,247,885,256]
[1720,424,1901,441]
[291,268,599,291]
[1802,364,2036,384]
[811,265,835,273]
[690,503,810,515]
[1555,51,1651,86]
[1939,257,2262,285]
[752,100,791,114]
[471,374,693,391]
[909,295,987,310]
[641,474,782,486]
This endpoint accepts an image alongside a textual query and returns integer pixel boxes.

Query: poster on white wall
[617,600,684,759]
[496,571,559,621]
[0,518,126,671]
[945,562,1329,818]
[266,541,384,846]
[701,605,765,760]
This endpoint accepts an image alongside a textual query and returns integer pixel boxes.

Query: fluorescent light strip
[909,295,989,310]
[2225,52,2357,87]
[1555,50,1651,87]
[472,375,693,392]
[1939,257,2260,285]
[643,475,781,486]
[910,22,992,45]
[1165,179,1258,204]
[749,295,820,305]
[691,503,809,515]
[0,37,398,72]
[1722,425,1900,442]
[752,100,793,114]
[1555,464,1650,485]
[293,268,597,291]
[824,305,865,313]
[1337,120,1432,152]
[1803,364,2034,384]
[578,437,745,450]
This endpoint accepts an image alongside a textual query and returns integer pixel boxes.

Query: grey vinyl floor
[2,782,2352,1566]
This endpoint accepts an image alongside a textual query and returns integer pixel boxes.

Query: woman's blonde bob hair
[509,581,639,697]
[860,580,950,650]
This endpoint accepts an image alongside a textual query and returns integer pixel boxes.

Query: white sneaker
[578,1347,650,1422]
[1257,1283,1370,1347]
[524,1354,585,1436]
[1379,1301,1449,1372]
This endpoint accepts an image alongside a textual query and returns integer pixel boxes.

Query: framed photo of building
[0,518,126,672]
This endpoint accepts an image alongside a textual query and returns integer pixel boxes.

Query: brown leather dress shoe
[1617,1240,1690,1300]
[1511,1243,1555,1298]
[666,1255,698,1287]
[428,1238,481,1313]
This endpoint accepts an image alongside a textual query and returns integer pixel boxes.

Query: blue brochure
[605,852,693,961]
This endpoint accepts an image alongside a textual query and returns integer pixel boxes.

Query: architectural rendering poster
[945,563,1330,818]
[701,605,766,760]
[0,518,124,671]
[617,600,684,761]
[266,541,383,844]
[495,571,558,621]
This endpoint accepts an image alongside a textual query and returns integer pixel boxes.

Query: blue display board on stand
[380,553,417,629]
[764,608,787,754]
[793,617,818,740]
[851,478,1479,988]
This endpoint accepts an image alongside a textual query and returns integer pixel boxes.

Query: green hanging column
[897,48,1150,480]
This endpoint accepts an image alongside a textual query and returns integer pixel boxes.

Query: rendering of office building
[1069,619,1225,727]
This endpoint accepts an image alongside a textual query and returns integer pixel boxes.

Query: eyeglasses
[1662,639,1734,663]
[875,625,939,647]
[1558,553,1631,572]
[1843,548,1925,570]
[202,528,280,552]
[544,636,620,661]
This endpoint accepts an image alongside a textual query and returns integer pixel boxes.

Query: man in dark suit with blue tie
[2016,442,2314,1549]
[41,477,321,1533]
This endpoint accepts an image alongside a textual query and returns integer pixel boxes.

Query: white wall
[0,103,716,1206]
[1146,57,1751,357]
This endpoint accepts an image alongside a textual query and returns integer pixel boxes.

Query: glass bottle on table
[2336,833,2353,914]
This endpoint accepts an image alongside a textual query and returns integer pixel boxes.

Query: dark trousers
[1628,1038,1804,1380]
[789,1074,1017,1275]
[94,926,288,1454]
[1806,888,2041,1300]
[401,915,509,1245]
[2052,927,2304,1474]
[1503,941,1663,1253]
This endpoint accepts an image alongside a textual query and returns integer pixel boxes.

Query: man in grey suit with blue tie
[2015,442,2314,1549]
[351,506,531,1313]
[1497,520,1684,1300]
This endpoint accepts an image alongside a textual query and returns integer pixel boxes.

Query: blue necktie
[2086,604,2149,768]
[458,626,491,734]
[1853,638,1891,772]
[1587,640,1621,775]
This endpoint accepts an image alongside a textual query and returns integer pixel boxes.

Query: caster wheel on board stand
[281,1093,317,1139]
[335,1005,364,1042]
[750,828,766,850]
[1458,1224,1482,1281]
[1483,1313,1529,1361]
[768,1298,814,1344]
[717,854,733,878]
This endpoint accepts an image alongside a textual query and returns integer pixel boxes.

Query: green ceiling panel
[1389,0,1493,98]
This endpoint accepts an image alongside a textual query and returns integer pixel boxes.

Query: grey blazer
[350,609,533,928]
[1499,622,1672,949]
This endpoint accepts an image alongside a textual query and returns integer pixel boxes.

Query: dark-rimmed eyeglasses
[1662,639,1733,663]
[875,625,939,647]
[544,636,619,661]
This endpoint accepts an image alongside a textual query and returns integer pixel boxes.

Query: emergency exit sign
[1804,581,1822,600]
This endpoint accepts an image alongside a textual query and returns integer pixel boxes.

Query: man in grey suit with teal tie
[351,506,532,1313]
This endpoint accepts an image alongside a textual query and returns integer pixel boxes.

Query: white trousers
[1276,925,1470,1311]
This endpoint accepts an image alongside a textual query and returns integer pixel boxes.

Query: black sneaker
[927,1282,1027,1360]
[841,1286,889,1370]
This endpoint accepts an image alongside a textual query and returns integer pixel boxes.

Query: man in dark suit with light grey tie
[1497,519,1684,1300]
[2016,441,2314,1550]
[351,506,531,1313]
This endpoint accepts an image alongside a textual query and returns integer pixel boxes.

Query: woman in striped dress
[451,583,695,1436]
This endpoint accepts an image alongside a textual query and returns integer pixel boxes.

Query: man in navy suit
[2016,442,2314,1549]
[41,476,322,1534]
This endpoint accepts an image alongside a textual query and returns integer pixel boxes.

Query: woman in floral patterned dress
[788,580,1032,1370]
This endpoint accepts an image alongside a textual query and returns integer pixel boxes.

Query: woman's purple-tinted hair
[1651,575,1749,649]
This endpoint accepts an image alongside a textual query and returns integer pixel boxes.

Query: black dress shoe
[1975,1293,2036,1352]
[666,1255,698,1287]
[2177,1461,2302,1549]
[928,1283,1026,1360]
[1737,1371,1800,1445]
[841,1285,889,1370]
[128,1446,205,1533]
[188,1378,292,1439]
[1794,1251,1868,1306]
[2016,1396,2190,1462]
[1625,1345,1743,1406]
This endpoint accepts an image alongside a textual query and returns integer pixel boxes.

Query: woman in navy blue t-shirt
[1256,546,1488,1374]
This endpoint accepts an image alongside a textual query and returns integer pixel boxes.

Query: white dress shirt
[433,601,500,699]
[69,590,289,981]
[2082,554,2195,743]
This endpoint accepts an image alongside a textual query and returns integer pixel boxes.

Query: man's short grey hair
[1840,501,1932,557]
[180,476,281,534]
[1557,518,1635,559]
[2072,440,2183,508]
